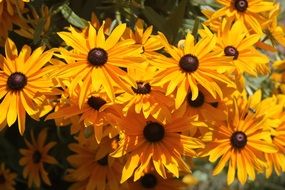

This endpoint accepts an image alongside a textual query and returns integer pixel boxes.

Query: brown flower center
[140,173,157,188]
[231,131,247,149]
[87,96,107,111]
[234,0,248,12]
[187,91,205,108]
[179,54,199,73]
[0,174,5,184]
[97,155,108,166]
[132,82,151,94]
[224,46,239,60]
[7,72,27,91]
[87,48,108,67]
[143,122,165,142]
[33,150,42,163]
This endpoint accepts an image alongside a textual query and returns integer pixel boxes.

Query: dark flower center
[97,155,108,166]
[87,48,108,67]
[234,0,248,12]
[143,122,165,143]
[224,46,239,60]
[0,174,5,184]
[7,72,27,91]
[33,150,42,163]
[132,82,151,94]
[187,91,205,108]
[179,54,199,73]
[87,96,107,111]
[210,102,219,108]
[231,131,247,149]
[140,173,157,188]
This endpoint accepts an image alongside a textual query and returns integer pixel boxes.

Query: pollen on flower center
[179,54,199,73]
[97,155,108,166]
[87,48,108,67]
[143,122,165,142]
[187,91,205,108]
[234,0,248,12]
[224,46,239,60]
[132,82,151,94]
[33,150,42,163]
[7,72,27,91]
[87,96,107,111]
[140,173,157,188]
[231,131,247,149]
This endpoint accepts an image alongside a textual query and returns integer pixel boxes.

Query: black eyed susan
[0,39,56,134]
[265,114,285,177]
[0,163,17,190]
[208,0,275,34]
[125,19,163,59]
[174,86,226,123]
[66,135,127,190]
[19,129,58,188]
[56,22,143,106]
[111,112,205,182]
[116,67,174,124]
[201,98,278,185]
[152,31,235,109]
[214,20,269,78]
[46,87,122,142]
[128,170,185,190]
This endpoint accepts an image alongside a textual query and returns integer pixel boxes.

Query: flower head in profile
[0,163,17,190]
[206,0,275,34]
[124,18,163,59]
[111,112,205,182]
[152,30,235,109]
[201,95,278,185]
[0,39,56,134]
[19,129,58,188]
[56,22,143,107]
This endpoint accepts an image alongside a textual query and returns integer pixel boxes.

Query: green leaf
[164,0,187,42]
[33,17,46,44]
[58,4,88,28]
[142,6,168,34]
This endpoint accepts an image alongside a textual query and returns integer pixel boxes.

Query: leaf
[164,0,187,42]
[142,6,168,34]
[33,17,46,44]
[58,4,88,28]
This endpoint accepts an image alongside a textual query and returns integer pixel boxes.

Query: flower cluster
[0,0,285,189]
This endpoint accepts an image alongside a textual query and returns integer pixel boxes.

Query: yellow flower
[124,18,163,59]
[19,129,58,188]
[0,39,56,134]
[65,135,127,190]
[202,97,278,185]
[0,163,17,190]
[116,66,174,124]
[216,20,269,77]
[111,112,205,182]
[56,23,143,107]
[152,31,235,109]
[207,0,275,34]
[265,3,285,47]
[128,171,185,190]
[46,86,121,142]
